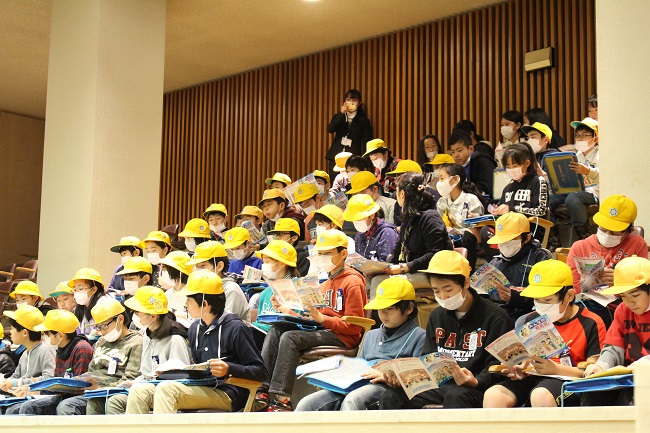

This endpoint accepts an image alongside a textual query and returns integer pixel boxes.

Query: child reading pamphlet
[483,260,605,408]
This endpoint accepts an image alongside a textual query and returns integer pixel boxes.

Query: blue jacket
[187,312,268,411]
[354,219,399,262]
[359,320,425,363]
[229,254,263,275]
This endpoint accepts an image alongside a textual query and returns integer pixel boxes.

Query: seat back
[0,263,16,283]
[454,247,468,258]
[632,226,645,238]
[13,260,38,282]
[162,224,179,243]
[299,316,375,361]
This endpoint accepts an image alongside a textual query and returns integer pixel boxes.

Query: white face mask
[575,140,590,153]
[498,238,523,258]
[353,219,371,233]
[158,271,174,290]
[74,290,91,306]
[262,263,282,280]
[435,290,466,311]
[431,169,440,180]
[372,158,387,170]
[210,223,226,233]
[121,255,130,266]
[302,205,316,216]
[315,255,338,273]
[232,248,247,260]
[436,177,457,198]
[534,301,566,323]
[147,252,162,265]
[528,138,542,153]
[597,228,624,248]
[42,333,60,348]
[102,321,122,343]
[501,125,516,140]
[184,238,197,253]
[123,280,140,296]
[16,302,27,309]
[131,313,150,330]
[316,225,327,236]
[506,166,525,181]
[426,151,438,160]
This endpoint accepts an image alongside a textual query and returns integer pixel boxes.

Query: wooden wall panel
[159,0,596,228]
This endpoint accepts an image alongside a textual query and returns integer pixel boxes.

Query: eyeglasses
[73,285,94,293]
[574,133,593,140]
[93,318,116,332]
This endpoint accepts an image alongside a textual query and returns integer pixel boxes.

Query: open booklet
[284,173,320,205]
[296,355,374,394]
[326,190,348,210]
[573,257,617,307]
[486,314,568,369]
[153,359,210,374]
[470,263,511,299]
[241,265,263,284]
[345,252,391,276]
[373,352,457,400]
[240,220,267,245]
[267,275,325,312]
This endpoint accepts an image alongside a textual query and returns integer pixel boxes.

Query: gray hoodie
[10,342,56,386]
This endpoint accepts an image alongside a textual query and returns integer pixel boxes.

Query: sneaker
[253,389,269,412]
[267,399,293,412]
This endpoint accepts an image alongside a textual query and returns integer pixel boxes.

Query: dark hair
[556,286,572,302]
[393,300,418,321]
[396,173,436,223]
[635,284,650,294]
[162,265,189,284]
[148,314,183,340]
[448,129,472,149]
[501,143,538,176]
[74,283,105,322]
[46,330,78,340]
[119,246,142,256]
[345,155,372,171]
[9,319,42,342]
[440,164,487,208]
[206,211,226,219]
[524,108,555,130]
[502,110,524,126]
[313,214,333,225]
[151,241,170,251]
[574,124,596,136]
[473,142,495,160]
[454,120,486,142]
[188,293,226,316]
[426,273,467,289]
[416,135,442,164]
[587,94,598,109]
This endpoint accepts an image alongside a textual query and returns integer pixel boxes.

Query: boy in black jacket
[449,129,497,200]
[379,250,512,409]
[151,271,267,413]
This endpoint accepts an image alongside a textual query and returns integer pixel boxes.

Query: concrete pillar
[38,0,166,293]
[596,0,650,237]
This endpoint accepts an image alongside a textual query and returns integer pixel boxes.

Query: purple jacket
[354,219,399,262]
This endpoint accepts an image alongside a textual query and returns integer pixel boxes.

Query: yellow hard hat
[255,240,298,267]
[312,205,344,229]
[265,172,292,186]
[91,297,125,325]
[10,281,43,301]
[187,241,228,265]
[314,229,349,251]
[178,218,211,239]
[34,309,80,334]
[49,281,73,298]
[116,257,153,275]
[386,159,423,175]
[143,231,172,248]
[346,171,379,194]
[293,183,320,203]
[124,286,168,315]
[571,117,598,134]
[159,251,193,275]
[67,268,104,288]
[110,236,145,253]
[419,250,471,278]
[343,194,381,222]
[222,227,251,249]
[179,271,224,296]
[363,138,388,157]
[3,305,44,331]
[203,203,228,218]
[235,206,264,221]
[521,260,574,298]
[521,122,553,140]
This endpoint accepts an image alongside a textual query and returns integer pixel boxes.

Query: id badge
[152,355,160,370]
[469,332,478,351]
[560,355,573,367]
[341,137,352,147]
[107,357,119,375]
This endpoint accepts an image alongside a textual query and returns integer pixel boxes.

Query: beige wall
[0,111,44,268]
[596,0,650,239]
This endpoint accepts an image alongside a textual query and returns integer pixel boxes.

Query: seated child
[256,230,367,412]
[329,151,353,197]
[203,203,229,241]
[134,272,267,413]
[0,324,16,377]
[68,268,106,337]
[49,281,77,313]
[483,260,605,408]
[342,194,399,262]
[8,310,93,415]
[379,250,511,409]
[346,170,397,225]
[582,256,650,406]
[115,257,153,298]
[9,281,54,315]
[449,129,497,200]
[267,218,310,277]
[222,227,263,274]
[265,172,292,190]
[259,188,306,241]
[158,251,193,325]
[178,218,212,254]
[143,230,174,287]
[107,236,144,297]
[296,277,425,411]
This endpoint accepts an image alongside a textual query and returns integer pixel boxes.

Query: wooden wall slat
[159,0,597,228]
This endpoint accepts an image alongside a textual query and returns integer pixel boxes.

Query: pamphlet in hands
[345,252,391,276]
[241,220,267,245]
[470,263,512,299]
[486,314,568,368]
[267,275,325,312]
[373,353,457,400]
[573,257,617,306]
[327,190,348,210]
[242,265,263,284]
[284,173,320,205]
[154,359,210,375]
[299,356,374,395]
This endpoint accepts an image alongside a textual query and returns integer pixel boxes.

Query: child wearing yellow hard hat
[203,203,229,241]
[0,305,55,403]
[158,251,194,326]
[10,280,54,315]
[296,277,425,412]
[9,310,94,415]
[259,188,306,243]
[581,256,650,407]
[107,236,145,297]
[265,172,292,190]
[345,167,397,225]
[313,170,331,202]
[68,267,105,337]
[134,272,266,414]
[484,260,605,409]
[115,256,154,298]
[178,218,211,254]
[267,218,310,277]
[378,250,511,410]
[342,194,398,262]
[222,227,263,275]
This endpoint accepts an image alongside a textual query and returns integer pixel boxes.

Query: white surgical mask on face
[372,158,387,170]
[74,290,91,306]
[102,322,122,343]
[131,313,150,330]
[158,271,174,290]
[506,166,525,181]
[262,263,281,280]
[498,238,523,258]
[123,280,139,296]
[184,238,197,253]
[575,140,590,153]
[210,223,226,233]
[353,219,371,233]
[501,125,515,140]
[528,138,542,154]
[315,255,337,273]
[435,290,466,311]
[436,177,457,198]
[121,255,130,266]
[426,151,438,160]
[597,228,624,248]
[302,205,316,216]
[232,248,247,260]
[147,252,162,265]
[43,334,59,348]
[534,300,566,323]
[432,169,440,180]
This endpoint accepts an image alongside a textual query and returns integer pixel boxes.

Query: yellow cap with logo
[91,296,125,324]
[312,205,344,229]
[486,212,530,244]
[159,251,193,275]
[425,153,455,166]
[258,188,287,207]
[593,194,638,233]
[419,250,471,278]
[521,122,553,139]
[125,286,169,315]
[363,138,388,157]
[143,231,172,248]
[67,268,104,288]
[364,277,415,310]
[265,172,292,186]
[3,305,44,331]
[187,241,228,265]
[222,227,251,249]
[203,203,228,218]
[334,151,353,172]
[10,281,43,300]
[179,218,211,239]
[255,240,297,267]
[343,194,380,222]
[314,229,349,251]
[235,205,264,221]
[179,271,224,296]
[346,171,379,194]
[116,256,153,275]
[49,281,73,298]
[293,183,319,204]
[602,256,650,295]
[313,170,330,184]
[110,236,145,253]
[386,159,423,175]
[267,218,300,236]
[520,260,573,298]
[34,309,80,334]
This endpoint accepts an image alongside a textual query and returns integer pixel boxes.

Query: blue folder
[257,314,323,331]
[83,387,130,399]
[543,152,585,194]
[0,396,30,407]
[29,378,92,394]
[560,374,634,407]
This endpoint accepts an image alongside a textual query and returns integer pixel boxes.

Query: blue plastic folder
[83,387,130,400]
[303,357,373,395]
[560,374,634,407]
[145,377,217,387]
[29,378,92,394]
[543,152,585,194]
[0,396,31,407]
[257,314,323,331]
[463,215,497,226]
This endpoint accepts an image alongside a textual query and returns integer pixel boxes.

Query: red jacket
[319,268,367,348]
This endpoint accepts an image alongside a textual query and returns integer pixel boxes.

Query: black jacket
[295,245,310,278]
[424,288,512,391]
[0,343,16,377]
[469,152,497,199]
[326,113,373,159]
[188,312,267,411]
[489,239,550,323]
[499,173,549,217]
[392,209,453,272]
